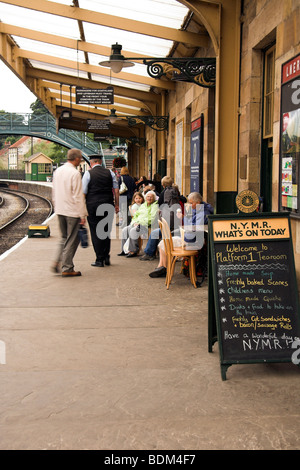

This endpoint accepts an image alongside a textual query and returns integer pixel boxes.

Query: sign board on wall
[175,119,184,193]
[148,149,152,180]
[75,86,114,105]
[87,120,110,131]
[280,54,300,213]
[190,115,203,193]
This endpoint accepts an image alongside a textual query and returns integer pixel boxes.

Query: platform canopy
[0,0,214,139]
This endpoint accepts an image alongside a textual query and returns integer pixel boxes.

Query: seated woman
[149,192,212,278]
[119,191,159,258]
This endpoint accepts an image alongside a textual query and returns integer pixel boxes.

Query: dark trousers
[87,202,114,262]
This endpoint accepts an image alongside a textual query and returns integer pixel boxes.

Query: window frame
[279,53,300,216]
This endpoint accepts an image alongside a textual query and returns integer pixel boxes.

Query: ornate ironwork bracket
[126,116,168,131]
[126,137,146,147]
[143,57,216,88]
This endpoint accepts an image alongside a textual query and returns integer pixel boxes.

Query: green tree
[23,140,55,159]
[0,135,18,150]
[0,109,27,149]
[48,143,68,165]
[30,99,47,115]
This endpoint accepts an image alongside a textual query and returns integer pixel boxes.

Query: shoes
[118,251,126,256]
[62,271,81,277]
[140,254,155,261]
[149,267,167,278]
[104,256,110,266]
[91,261,104,267]
[126,252,138,258]
[51,262,60,273]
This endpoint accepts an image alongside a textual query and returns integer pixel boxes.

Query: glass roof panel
[78,0,188,28]
[0,4,79,38]
[91,73,151,93]
[28,60,89,80]
[11,37,86,63]
[0,1,190,103]
[83,23,173,57]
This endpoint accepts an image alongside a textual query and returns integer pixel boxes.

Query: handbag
[123,238,130,254]
[78,225,89,248]
[119,176,128,194]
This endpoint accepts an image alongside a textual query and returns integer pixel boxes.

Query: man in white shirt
[52,148,87,276]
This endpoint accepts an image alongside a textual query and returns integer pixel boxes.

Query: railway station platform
[1,214,300,451]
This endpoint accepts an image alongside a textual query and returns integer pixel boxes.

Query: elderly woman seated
[149,191,213,278]
[118,190,159,258]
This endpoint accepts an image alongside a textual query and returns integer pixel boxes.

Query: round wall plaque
[235,190,259,213]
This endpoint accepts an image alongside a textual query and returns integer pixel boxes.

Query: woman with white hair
[149,191,213,278]
[119,191,159,258]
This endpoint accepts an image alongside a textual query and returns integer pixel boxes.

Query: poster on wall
[190,115,203,193]
[280,54,300,213]
[175,119,184,193]
[148,149,152,180]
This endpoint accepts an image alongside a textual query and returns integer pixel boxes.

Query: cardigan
[131,201,159,228]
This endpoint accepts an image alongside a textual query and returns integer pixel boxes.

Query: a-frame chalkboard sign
[208,191,300,380]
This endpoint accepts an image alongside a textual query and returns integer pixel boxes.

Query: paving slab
[0,216,300,450]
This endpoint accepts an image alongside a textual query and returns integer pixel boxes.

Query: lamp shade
[108,108,118,124]
[60,109,72,119]
[99,43,134,73]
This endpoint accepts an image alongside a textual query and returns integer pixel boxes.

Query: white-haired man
[52,148,87,276]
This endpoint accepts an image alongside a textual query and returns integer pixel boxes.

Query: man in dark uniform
[82,155,119,267]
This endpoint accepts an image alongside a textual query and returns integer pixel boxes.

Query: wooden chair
[159,218,199,289]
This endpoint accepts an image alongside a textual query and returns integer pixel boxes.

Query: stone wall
[239,0,300,284]
[164,56,215,204]
[0,179,52,200]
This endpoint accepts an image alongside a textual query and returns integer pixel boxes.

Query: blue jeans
[144,228,161,256]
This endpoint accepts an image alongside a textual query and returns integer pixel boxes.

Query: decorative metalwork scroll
[126,137,146,147]
[143,58,216,88]
[126,116,169,131]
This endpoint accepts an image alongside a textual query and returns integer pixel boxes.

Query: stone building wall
[164,54,215,204]
[239,0,300,282]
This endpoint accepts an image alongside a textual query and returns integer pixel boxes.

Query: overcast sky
[0,60,36,113]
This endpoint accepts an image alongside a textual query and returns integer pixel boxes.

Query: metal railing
[0,112,103,160]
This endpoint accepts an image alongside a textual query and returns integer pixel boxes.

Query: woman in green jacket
[119,191,159,258]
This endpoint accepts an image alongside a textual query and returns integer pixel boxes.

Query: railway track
[0,189,53,256]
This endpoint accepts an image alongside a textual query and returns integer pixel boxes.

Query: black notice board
[208,212,300,380]
[75,86,114,105]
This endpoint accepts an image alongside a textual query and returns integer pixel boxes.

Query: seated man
[149,192,213,278]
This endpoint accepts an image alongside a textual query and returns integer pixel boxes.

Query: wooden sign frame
[208,212,300,380]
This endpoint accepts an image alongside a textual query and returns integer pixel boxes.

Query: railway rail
[0,189,53,256]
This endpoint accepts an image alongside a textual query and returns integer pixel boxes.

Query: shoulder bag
[119,176,128,194]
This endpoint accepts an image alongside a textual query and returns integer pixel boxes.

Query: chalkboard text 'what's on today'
[213,218,289,241]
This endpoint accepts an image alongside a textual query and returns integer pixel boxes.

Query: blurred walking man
[52,148,87,276]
